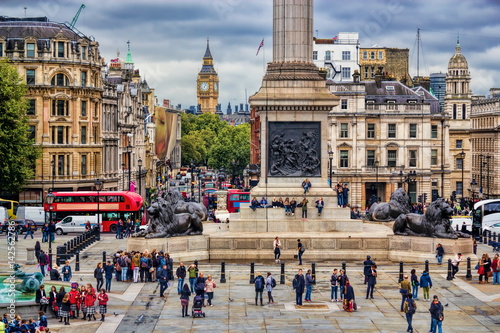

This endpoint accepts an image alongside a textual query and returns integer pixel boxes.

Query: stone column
[26,248,36,265]
[215,190,229,216]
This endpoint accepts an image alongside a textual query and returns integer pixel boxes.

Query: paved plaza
[3,224,500,332]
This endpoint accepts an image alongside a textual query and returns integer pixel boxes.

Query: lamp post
[231,159,237,188]
[50,159,55,191]
[486,155,491,198]
[459,150,465,198]
[328,150,334,188]
[94,179,103,241]
[126,145,133,191]
[190,161,195,202]
[399,170,404,189]
[138,158,142,197]
[479,154,484,196]
[374,160,379,199]
[45,192,55,268]
[470,179,478,236]
[198,169,202,203]
[407,170,417,202]
[121,163,126,191]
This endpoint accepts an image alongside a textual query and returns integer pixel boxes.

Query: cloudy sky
[3,0,500,109]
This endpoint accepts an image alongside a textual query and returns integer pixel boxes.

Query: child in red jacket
[84,288,97,321]
[97,289,109,321]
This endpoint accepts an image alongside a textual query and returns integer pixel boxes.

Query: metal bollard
[102,251,106,264]
[280,261,285,285]
[466,257,472,280]
[494,232,497,242]
[75,251,80,271]
[479,229,483,243]
[398,261,404,283]
[311,262,316,284]
[68,239,74,254]
[425,260,429,273]
[483,230,488,244]
[446,259,453,280]
[487,230,492,245]
[220,261,226,283]
[342,262,346,275]
[249,262,255,284]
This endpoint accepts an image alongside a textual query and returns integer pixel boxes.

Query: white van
[0,207,8,222]
[16,206,45,226]
[450,216,472,232]
[55,216,100,235]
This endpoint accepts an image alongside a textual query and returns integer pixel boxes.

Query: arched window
[51,73,69,86]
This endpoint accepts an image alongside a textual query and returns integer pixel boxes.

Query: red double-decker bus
[227,189,250,213]
[43,191,145,233]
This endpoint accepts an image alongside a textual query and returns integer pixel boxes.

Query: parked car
[179,180,186,186]
[9,219,37,234]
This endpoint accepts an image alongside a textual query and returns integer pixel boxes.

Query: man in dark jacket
[429,295,444,333]
[363,255,375,284]
[293,269,305,306]
[254,272,265,306]
[366,265,377,299]
[176,262,187,295]
[157,264,168,297]
[195,272,206,305]
[104,261,114,292]
[39,250,48,276]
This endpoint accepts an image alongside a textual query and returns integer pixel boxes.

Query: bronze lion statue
[393,198,470,239]
[369,188,411,221]
[133,189,205,238]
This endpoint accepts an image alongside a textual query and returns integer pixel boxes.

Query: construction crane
[69,4,85,29]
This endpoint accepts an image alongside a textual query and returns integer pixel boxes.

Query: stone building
[444,40,471,200]
[328,73,447,207]
[196,39,219,114]
[0,16,105,203]
[359,47,412,86]
[313,32,360,82]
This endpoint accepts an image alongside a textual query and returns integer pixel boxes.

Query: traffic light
[418,195,422,203]
[423,193,428,202]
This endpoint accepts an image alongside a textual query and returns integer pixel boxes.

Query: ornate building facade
[359,47,412,86]
[196,39,219,114]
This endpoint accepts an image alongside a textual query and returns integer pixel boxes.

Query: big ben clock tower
[197,38,219,114]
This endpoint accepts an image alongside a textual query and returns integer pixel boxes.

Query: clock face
[200,82,209,91]
[214,83,218,91]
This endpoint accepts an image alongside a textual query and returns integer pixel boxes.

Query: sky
[2,0,500,109]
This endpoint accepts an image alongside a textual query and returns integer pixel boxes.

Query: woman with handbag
[343,279,355,312]
[478,253,492,284]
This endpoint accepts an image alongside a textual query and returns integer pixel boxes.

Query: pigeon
[135,314,145,324]
[79,277,83,281]
[445,303,449,307]
[145,301,151,309]
[113,312,119,316]
[229,298,234,302]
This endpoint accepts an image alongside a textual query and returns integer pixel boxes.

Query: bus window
[484,203,500,216]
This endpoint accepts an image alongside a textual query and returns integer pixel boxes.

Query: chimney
[374,69,383,88]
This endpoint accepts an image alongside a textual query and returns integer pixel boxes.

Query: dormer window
[407,100,417,104]
[386,99,396,104]
[26,43,36,57]
[81,45,87,60]
[385,86,395,92]
[57,41,65,57]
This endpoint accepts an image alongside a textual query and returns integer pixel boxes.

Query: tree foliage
[0,59,41,193]
[181,113,250,174]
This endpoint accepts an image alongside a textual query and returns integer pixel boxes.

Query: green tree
[0,59,40,193]
[208,123,250,174]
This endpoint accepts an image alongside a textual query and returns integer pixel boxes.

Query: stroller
[192,295,205,318]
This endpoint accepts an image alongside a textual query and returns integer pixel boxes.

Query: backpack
[255,276,263,290]
[140,257,148,268]
[119,256,127,267]
[407,299,416,315]
[271,277,277,288]
[299,245,305,253]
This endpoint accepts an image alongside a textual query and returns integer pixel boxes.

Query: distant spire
[125,40,134,64]
[455,32,461,53]
[204,37,212,58]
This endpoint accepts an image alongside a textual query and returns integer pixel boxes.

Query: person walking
[330,269,339,302]
[116,219,123,239]
[41,223,49,243]
[297,239,304,265]
[304,269,314,302]
[338,269,347,301]
[403,293,417,333]
[265,272,275,304]
[315,197,324,216]
[293,269,305,306]
[104,261,114,292]
[429,295,444,333]
[39,250,48,277]
[435,243,444,265]
[451,253,463,278]
[176,262,187,295]
[410,269,419,300]
[97,289,108,322]
[399,275,412,312]
[23,220,34,239]
[49,221,56,243]
[343,280,355,312]
[301,178,311,195]
[205,275,215,306]
[157,264,168,298]
[254,272,265,306]
[363,255,375,284]
[273,237,281,263]
[342,184,349,207]
[180,283,191,317]
[188,263,198,294]
[132,253,140,283]
[94,263,104,291]
[300,198,308,220]
[478,253,492,284]
[366,265,377,299]
[35,241,41,261]
[61,261,72,282]
[419,270,433,301]
[195,272,206,304]
[492,254,500,285]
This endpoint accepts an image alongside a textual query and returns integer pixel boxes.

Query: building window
[57,155,65,175]
[342,51,351,60]
[81,45,87,60]
[340,123,348,138]
[364,67,369,78]
[370,51,375,60]
[462,104,466,119]
[431,125,438,139]
[27,99,36,115]
[51,73,69,86]
[378,51,383,59]
[0,43,3,57]
[57,41,65,58]
[340,150,349,168]
[431,178,438,187]
[388,124,396,138]
[409,150,417,167]
[452,104,457,119]
[456,157,463,170]
[456,140,463,149]
[28,125,35,140]
[367,150,375,167]
[81,100,87,116]
[431,149,438,165]
[362,51,368,59]
[312,51,317,60]
[26,43,35,57]
[341,99,348,110]
[81,71,87,87]
[367,124,375,138]
[81,154,87,175]
[409,124,417,138]
[26,69,35,85]
[387,150,397,167]
[456,181,463,195]
[93,126,98,144]
[341,67,350,79]
[325,51,331,60]
[371,66,375,78]
[81,126,87,144]
[57,126,65,144]
[52,100,69,116]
